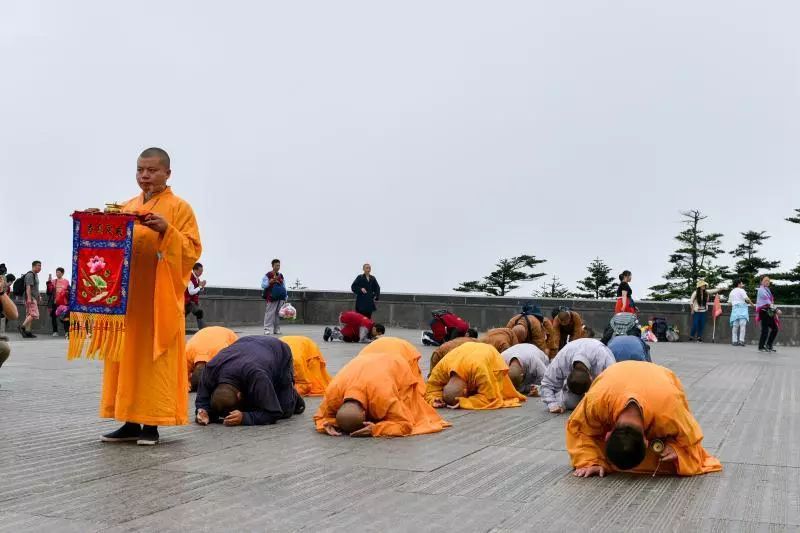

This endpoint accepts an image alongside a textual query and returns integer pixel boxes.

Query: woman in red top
[46,267,71,336]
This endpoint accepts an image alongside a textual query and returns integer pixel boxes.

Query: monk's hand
[549,404,566,414]
[660,444,678,462]
[196,408,210,426]
[432,398,446,408]
[223,410,244,426]
[350,422,375,438]
[324,423,342,436]
[528,385,540,397]
[574,466,605,478]
[141,212,168,233]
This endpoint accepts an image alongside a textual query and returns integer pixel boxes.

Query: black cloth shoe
[101,422,142,442]
[294,394,306,415]
[137,425,159,446]
[323,327,332,342]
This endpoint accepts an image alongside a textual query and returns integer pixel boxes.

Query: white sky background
[2,1,799,297]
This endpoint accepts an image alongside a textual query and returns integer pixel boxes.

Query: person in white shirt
[728,279,753,346]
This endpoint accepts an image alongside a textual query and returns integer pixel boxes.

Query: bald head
[507,359,524,388]
[566,365,592,395]
[139,147,171,169]
[210,383,240,415]
[557,311,572,325]
[189,362,206,392]
[336,400,366,434]
[443,373,468,406]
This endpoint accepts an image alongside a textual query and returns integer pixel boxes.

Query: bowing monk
[425,342,525,410]
[100,148,201,446]
[548,307,585,353]
[360,336,425,382]
[501,343,549,396]
[314,349,448,437]
[186,326,239,392]
[479,327,519,353]
[323,311,385,343]
[541,338,615,414]
[506,304,551,356]
[567,361,722,477]
[281,335,333,396]
[429,336,478,377]
[195,336,304,426]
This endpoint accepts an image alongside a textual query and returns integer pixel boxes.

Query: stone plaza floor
[1,324,799,532]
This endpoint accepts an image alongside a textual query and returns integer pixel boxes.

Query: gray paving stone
[1,325,799,531]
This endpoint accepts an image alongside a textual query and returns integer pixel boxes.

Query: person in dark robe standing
[351,263,380,318]
[194,336,305,426]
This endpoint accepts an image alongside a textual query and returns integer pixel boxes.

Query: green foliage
[575,257,617,299]
[649,210,728,300]
[728,231,780,293]
[533,275,572,298]
[455,255,546,297]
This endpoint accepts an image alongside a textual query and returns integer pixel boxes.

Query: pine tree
[768,210,800,304]
[455,255,546,296]
[533,275,571,298]
[786,208,800,225]
[575,257,617,298]
[649,210,728,300]
[290,278,308,290]
[728,231,780,293]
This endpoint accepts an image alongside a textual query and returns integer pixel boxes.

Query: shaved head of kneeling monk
[333,400,371,437]
[441,374,468,407]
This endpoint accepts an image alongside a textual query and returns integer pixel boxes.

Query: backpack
[652,317,669,342]
[12,272,30,298]
[601,312,640,345]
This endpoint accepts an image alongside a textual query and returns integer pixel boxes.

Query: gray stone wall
[7,287,799,345]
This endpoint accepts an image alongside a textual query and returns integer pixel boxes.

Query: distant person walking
[184,262,207,330]
[46,267,71,337]
[756,276,780,353]
[19,260,42,339]
[351,263,380,318]
[689,280,722,342]
[614,270,637,314]
[728,279,753,346]
[261,259,286,335]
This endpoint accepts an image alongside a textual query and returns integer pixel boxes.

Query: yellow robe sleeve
[313,381,343,433]
[370,397,414,437]
[153,202,202,360]
[424,361,449,405]
[566,398,612,471]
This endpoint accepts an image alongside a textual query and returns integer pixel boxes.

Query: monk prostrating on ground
[195,336,305,426]
[281,335,332,396]
[506,304,551,356]
[541,338,615,414]
[359,336,425,382]
[425,342,525,410]
[186,326,239,392]
[501,343,549,397]
[479,328,519,353]
[567,361,722,477]
[314,349,449,437]
[429,336,478,377]
[548,307,586,353]
[100,148,201,446]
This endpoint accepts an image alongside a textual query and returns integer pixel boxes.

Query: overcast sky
[2,1,799,297]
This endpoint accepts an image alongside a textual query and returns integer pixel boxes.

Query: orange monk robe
[429,337,478,376]
[186,326,238,378]
[100,187,201,426]
[479,328,518,353]
[566,361,722,476]
[359,336,425,385]
[425,342,526,410]
[506,314,549,355]
[281,335,333,396]
[314,350,449,437]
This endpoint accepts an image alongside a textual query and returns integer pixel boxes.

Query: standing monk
[351,263,380,318]
[100,148,201,446]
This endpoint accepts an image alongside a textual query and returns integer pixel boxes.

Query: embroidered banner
[68,211,136,361]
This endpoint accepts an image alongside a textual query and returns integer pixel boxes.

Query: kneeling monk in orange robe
[425,342,526,410]
[186,326,238,392]
[429,336,478,377]
[567,361,722,478]
[359,336,425,382]
[100,147,202,446]
[314,348,449,437]
[281,335,333,396]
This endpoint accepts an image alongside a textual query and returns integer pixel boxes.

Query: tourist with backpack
[16,260,42,338]
[46,267,71,337]
[261,259,286,335]
[755,276,780,353]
